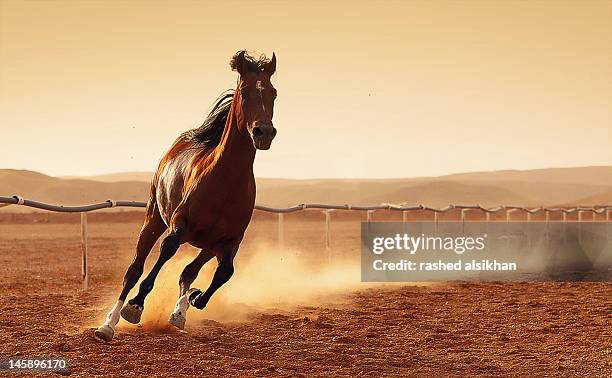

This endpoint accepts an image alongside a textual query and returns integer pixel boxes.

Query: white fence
[1,195,611,290]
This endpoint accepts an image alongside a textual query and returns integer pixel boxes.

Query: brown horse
[95,51,278,341]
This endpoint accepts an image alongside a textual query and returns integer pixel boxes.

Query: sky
[0,0,610,178]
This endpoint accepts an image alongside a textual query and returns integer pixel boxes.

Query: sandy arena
[0,211,610,377]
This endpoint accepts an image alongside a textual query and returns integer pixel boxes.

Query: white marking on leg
[103,300,124,329]
[169,290,197,330]
[172,294,189,318]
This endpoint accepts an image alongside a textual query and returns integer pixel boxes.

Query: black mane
[230,50,271,73]
[187,91,234,149]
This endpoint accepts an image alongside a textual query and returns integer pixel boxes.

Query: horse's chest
[186,181,255,248]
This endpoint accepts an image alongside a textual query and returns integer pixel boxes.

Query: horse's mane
[230,50,272,73]
[187,91,234,149]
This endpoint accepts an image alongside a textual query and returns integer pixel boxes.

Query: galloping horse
[95,51,278,341]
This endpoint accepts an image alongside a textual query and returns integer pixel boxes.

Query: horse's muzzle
[251,123,276,150]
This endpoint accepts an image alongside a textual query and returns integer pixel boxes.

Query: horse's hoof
[188,289,206,309]
[94,324,114,342]
[120,302,143,324]
[168,312,186,330]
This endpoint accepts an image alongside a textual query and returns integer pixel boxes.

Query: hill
[571,187,612,206]
[1,166,611,210]
[0,170,148,207]
[62,172,153,183]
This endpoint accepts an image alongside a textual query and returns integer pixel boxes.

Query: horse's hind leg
[122,228,182,322]
[95,201,166,342]
[189,241,238,310]
[169,249,215,329]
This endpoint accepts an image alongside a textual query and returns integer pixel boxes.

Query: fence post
[277,213,284,248]
[526,210,532,249]
[483,210,490,236]
[325,210,332,263]
[81,212,88,291]
[402,210,408,233]
[578,210,585,243]
[561,211,568,243]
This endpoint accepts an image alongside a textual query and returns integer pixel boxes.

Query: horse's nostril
[252,127,263,137]
[271,128,277,138]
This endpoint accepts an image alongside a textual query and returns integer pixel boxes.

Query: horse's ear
[230,51,248,75]
[264,53,276,76]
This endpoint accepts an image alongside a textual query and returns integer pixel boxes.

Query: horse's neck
[212,108,256,180]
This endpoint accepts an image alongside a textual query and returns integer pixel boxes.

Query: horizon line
[2,164,612,182]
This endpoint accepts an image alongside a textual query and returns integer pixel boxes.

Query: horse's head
[231,51,278,150]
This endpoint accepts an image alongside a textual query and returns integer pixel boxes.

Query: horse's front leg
[188,241,238,310]
[168,249,215,329]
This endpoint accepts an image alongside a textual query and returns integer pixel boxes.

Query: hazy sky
[1,0,610,178]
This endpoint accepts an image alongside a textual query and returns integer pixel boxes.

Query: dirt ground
[0,212,610,377]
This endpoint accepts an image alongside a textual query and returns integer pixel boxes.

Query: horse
[95,51,278,342]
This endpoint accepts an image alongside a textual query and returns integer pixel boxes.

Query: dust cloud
[117,243,372,330]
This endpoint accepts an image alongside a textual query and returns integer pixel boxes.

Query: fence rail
[2,196,611,214]
[1,195,611,290]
